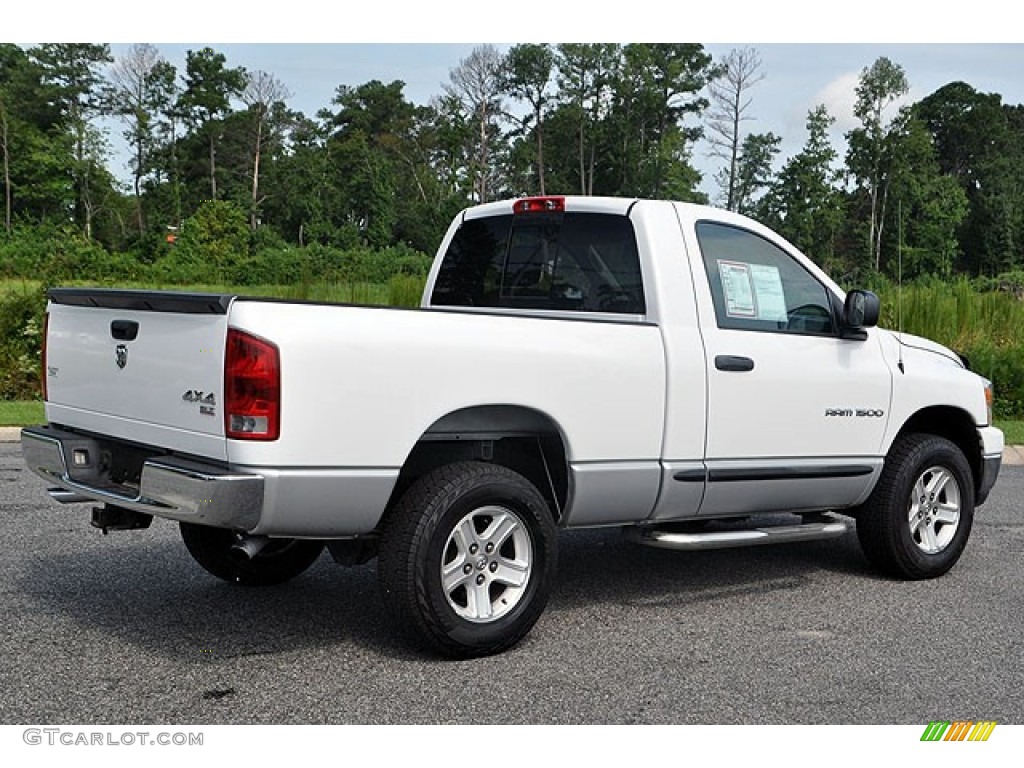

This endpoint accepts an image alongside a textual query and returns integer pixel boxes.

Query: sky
[8,2,1024,199]
[3,7,1021,763]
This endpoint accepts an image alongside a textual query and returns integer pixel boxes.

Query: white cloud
[814,67,918,138]
[814,72,862,135]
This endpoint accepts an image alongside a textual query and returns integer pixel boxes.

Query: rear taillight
[41,311,49,402]
[224,329,280,441]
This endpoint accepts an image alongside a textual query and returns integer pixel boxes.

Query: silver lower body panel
[22,425,264,530]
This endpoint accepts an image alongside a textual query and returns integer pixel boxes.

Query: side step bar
[625,514,850,551]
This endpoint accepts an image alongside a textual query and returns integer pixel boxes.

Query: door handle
[110,320,139,341]
[714,355,754,372]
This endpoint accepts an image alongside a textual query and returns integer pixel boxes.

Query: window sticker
[749,264,787,322]
[718,260,756,318]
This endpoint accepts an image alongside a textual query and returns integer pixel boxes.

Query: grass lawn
[0,400,43,427]
[995,420,1024,447]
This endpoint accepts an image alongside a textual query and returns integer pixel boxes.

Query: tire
[378,461,557,658]
[856,434,974,580]
[180,522,324,586]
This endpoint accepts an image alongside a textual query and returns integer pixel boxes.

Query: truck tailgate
[43,289,232,460]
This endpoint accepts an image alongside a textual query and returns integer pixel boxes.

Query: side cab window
[696,221,835,336]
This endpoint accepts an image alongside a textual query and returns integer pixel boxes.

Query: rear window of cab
[431,210,646,315]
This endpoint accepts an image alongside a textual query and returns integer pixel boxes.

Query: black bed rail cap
[47,288,235,315]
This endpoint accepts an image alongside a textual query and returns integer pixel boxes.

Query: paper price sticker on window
[749,263,787,322]
[718,260,757,318]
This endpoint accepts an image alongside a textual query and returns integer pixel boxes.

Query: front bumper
[977,425,1004,506]
[977,454,1001,506]
[21,425,264,531]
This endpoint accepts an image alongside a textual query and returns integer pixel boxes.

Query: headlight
[983,379,994,425]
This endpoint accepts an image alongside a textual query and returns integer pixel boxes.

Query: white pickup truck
[22,196,1003,657]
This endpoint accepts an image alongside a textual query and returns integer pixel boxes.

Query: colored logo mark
[921,721,997,742]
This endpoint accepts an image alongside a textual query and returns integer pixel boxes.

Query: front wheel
[378,462,557,658]
[180,522,324,586]
[856,434,974,579]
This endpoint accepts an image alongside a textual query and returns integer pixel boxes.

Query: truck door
[685,219,892,517]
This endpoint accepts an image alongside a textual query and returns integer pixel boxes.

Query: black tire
[378,461,557,658]
[856,434,974,579]
[180,522,324,586]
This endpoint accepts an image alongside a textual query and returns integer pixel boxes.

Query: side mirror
[841,290,880,339]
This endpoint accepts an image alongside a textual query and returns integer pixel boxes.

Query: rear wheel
[180,522,324,586]
[378,461,557,658]
[856,434,974,579]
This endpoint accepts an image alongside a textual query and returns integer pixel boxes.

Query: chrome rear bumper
[21,425,263,531]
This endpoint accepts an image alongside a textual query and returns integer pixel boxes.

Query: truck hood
[882,330,964,368]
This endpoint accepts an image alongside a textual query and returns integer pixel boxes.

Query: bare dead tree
[108,43,168,234]
[444,44,505,203]
[242,70,291,230]
[706,47,765,211]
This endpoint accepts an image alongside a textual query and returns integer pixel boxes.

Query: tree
[177,47,246,201]
[706,47,766,210]
[0,45,70,229]
[917,82,1024,274]
[107,43,177,236]
[260,111,330,246]
[241,70,292,230]
[31,43,114,239]
[502,44,554,195]
[845,56,909,271]
[546,44,712,200]
[319,79,425,247]
[0,45,27,232]
[0,95,8,233]
[761,106,845,270]
[616,44,712,199]
[731,131,781,217]
[554,43,619,195]
[883,109,968,278]
[443,45,506,203]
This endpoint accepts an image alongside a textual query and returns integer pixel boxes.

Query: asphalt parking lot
[1,441,1021,725]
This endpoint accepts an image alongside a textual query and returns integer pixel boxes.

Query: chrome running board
[625,514,850,551]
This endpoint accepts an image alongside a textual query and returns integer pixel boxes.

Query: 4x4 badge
[115,344,128,370]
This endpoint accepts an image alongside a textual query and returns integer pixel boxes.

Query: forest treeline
[1,43,1022,284]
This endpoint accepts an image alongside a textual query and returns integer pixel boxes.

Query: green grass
[0,400,43,426]
[995,420,1024,446]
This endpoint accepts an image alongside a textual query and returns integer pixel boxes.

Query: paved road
[1,442,1021,725]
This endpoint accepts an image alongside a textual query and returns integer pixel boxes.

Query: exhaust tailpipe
[229,535,270,562]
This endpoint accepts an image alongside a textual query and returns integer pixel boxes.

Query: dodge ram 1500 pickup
[22,196,1003,657]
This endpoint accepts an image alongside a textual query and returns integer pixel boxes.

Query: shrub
[229,247,308,286]
[0,224,143,284]
[160,200,250,284]
[0,286,46,400]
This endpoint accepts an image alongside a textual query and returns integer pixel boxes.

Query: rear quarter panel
[224,301,667,471]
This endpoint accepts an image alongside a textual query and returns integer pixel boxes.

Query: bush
[156,200,250,284]
[0,286,46,400]
[229,247,308,286]
[0,224,144,284]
